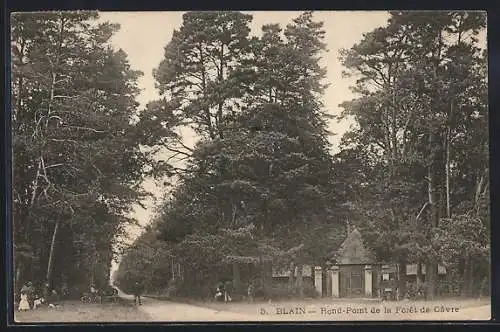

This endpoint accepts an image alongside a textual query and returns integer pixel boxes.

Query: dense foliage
[117,11,489,300]
[11,11,146,295]
[337,11,488,298]
[116,11,344,298]
[14,11,487,301]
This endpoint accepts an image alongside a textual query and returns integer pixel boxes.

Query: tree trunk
[259,259,272,299]
[445,99,453,218]
[232,262,241,295]
[445,128,451,218]
[15,263,22,292]
[467,256,475,297]
[197,44,216,140]
[288,262,295,291]
[296,264,304,298]
[427,130,439,300]
[216,43,225,139]
[474,170,486,213]
[30,160,42,207]
[264,261,272,288]
[427,262,437,299]
[461,251,469,297]
[398,260,407,299]
[46,219,60,286]
[416,262,423,286]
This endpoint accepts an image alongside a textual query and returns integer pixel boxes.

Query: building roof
[336,227,374,265]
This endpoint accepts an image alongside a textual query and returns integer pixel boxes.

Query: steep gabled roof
[336,227,374,264]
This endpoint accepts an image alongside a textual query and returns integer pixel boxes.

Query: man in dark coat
[132,281,144,305]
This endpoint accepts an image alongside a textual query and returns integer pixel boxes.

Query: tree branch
[416,202,429,221]
[172,134,195,152]
[49,138,80,144]
[64,125,107,133]
[164,146,192,158]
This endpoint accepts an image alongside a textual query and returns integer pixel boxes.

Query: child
[20,281,35,309]
[33,297,44,309]
[215,283,224,302]
[18,293,30,311]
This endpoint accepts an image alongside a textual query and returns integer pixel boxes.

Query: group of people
[17,279,126,311]
[214,280,256,303]
[17,281,60,311]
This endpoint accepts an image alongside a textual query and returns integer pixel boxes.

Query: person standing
[47,289,59,306]
[90,283,99,302]
[133,280,143,305]
[247,281,255,303]
[21,281,35,309]
[215,282,225,302]
[42,282,50,299]
[18,292,30,311]
[60,282,69,300]
[224,280,232,302]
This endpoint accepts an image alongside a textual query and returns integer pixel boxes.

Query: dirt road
[118,290,252,321]
[118,290,490,322]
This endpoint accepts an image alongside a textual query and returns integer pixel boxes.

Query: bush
[163,278,182,298]
[436,279,461,297]
[301,282,318,298]
[266,285,293,300]
[480,276,490,297]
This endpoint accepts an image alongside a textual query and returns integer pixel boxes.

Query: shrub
[301,282,318,298]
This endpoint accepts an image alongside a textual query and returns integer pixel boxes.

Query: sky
[96,11,394,270]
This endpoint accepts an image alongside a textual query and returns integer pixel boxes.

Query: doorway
[339,265,365,298]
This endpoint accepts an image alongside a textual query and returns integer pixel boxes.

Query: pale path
[117,289,254,321]
[117,290,490,322]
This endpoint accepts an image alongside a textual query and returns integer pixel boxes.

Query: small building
[320,227,377,298]
[313,228,447,298]
[267,227,448,298]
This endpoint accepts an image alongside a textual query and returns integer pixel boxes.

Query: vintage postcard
[10,10,490,323]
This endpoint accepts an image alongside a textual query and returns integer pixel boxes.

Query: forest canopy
[11,11,488,301]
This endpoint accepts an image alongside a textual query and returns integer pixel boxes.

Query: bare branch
[45,163,64,169]
[30,159,42,207]
[63,125,107,133]
[93,164,103,178]
[164,146,192,158]
[53,95,79,99]
[416,202,429,221]
[49,138,80,144]
[172,135,195,152]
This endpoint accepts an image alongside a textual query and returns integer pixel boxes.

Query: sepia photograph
[10,10,490,323]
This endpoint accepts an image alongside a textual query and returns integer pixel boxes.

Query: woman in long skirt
[18,293,30,311]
